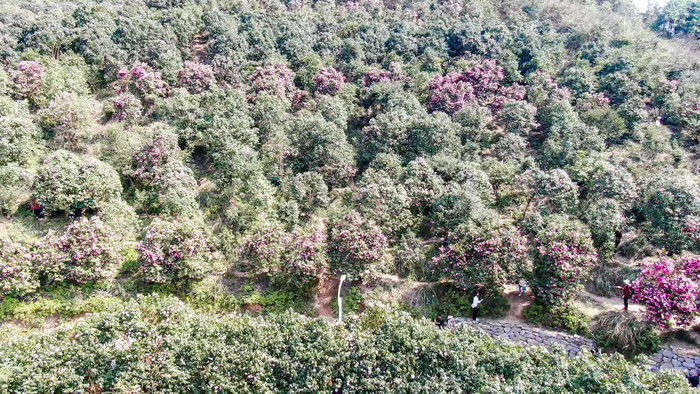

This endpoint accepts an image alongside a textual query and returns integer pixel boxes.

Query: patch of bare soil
[503,284,532,322]
[313,277,339,320]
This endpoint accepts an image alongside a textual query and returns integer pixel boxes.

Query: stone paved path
[454,318,700,373]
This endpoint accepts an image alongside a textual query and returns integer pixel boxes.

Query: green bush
[591,311,660,356]
[35,150,122,213]
[0,295,688,392]
[524,302,590,336]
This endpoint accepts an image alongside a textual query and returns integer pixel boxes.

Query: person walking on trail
[518,278,528,296]
[612,280,633,311]
[472,292,483,322]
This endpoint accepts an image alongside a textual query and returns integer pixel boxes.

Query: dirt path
[503,284,533,322]
[313,277,338,320]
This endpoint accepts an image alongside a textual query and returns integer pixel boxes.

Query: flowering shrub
[328,211,387,281]
[632,258,698,328]
[241,225,290,270]
[248,63,295,100]
[115,63,169,98]
[9,61,44,102]
[681,256,700,281]
[34,150,122,213]
[177,61,216,93]
[532,217,598,306]
[279,227,328,289]
[0,238,38,297]
[131,128,179,184]
[109,93,142,123]
[433,222,529,293]
[136,219,212,284]
[37,217,122,285]
[428,59,524,114]
[362,65,406,88]
[39,92,95,149]
[313,67,345,95]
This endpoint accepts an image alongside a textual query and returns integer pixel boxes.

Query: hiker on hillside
[687,370,699,388]
[29,199,44,219]
[472,291,483,322]
[435,314,445,329]
[612,280,633,311]
[518,278,528,296]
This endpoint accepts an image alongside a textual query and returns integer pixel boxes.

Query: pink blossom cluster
[313,67,346,96]
[0,238,38,297]
[132,135,174,184]
[9,61,45,101]
[177,61,216,94]
[136,220,211,284]
[432,225,528,291]
[680,256,700,282]
[115,63,169,98]
[632,257,698,328]
[36,217,122,285]
[249,63,296,100]
[533,226,598,306]
[428,59,523,113]
[110,93,142,123]
[362,66,407,88]
[242,226,290,268]
[280,228,328,287]
[328,211,387,281]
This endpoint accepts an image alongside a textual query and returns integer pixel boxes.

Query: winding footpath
[455,318,700,373]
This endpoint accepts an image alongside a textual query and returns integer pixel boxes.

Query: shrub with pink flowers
[328,211,387,281]
[0,237,39,297]
[279,228,328,290]
[9,61,44,102]
[37,217,123,285]
[433,222,529,293]
[681,256,700,281]
[115,63,169,98]
[362,66,406,88]
[248,63,295,100]
[177,61,216,94]
[313,67,346,95]
[136,219,212,285]
[428,59,524,114]
[632,257,698,328]
[109,93,142,123]
[241,225,290,270]
[532,217,598,306]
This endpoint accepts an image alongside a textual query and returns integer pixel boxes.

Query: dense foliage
[0,296,689,392]
[0,0,698,360]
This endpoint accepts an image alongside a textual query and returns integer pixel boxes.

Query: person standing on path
[687,370,699,388]
[612,280,633,311]
[518,278,528,296]
[472,291,483,321]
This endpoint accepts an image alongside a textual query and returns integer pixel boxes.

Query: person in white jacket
[472,292,483,322]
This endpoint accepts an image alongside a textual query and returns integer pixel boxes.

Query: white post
[338,275,346,323]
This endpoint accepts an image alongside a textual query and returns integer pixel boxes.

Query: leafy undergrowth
[0,295,689,392]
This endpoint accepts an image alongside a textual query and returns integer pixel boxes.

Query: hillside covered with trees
[0,0,699,390]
